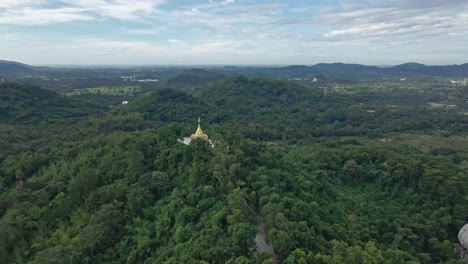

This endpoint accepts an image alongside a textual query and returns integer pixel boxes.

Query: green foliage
[166,69,224,90]
[0,77,466,264]
[66,85,141,96]
[0,82,104,124]
[124,88,213,124]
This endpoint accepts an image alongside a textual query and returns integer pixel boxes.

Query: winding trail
[254,213,280,264]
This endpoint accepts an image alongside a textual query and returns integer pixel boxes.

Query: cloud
[7,34,302,64]
[290,7,309,13]
[272,1,468,43]
[126,27,166,35]
[157,1,286,37]
[318,0,468,40]
[232,3,285,13]
[0,0,41,9]
[1,0,467,65]
[345,0,468,10]
[59,0,166,21]
[0,0,166,25]
[0,7,93,25]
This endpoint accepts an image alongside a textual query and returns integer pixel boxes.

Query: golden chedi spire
[191,117,209,141]
[195,117,204,136]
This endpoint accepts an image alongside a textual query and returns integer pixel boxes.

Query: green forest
[0,76,467,264]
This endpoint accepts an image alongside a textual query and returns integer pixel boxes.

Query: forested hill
[118,77,466,140]
[203,77,466,138]
[0,83,104,123]
[194,77,322,139]
[123,89,214,124]
[166,69,225,90]
[0,77,466,263]
[2,59,468,82]
[0,60,36,75]
[213,63,468,79]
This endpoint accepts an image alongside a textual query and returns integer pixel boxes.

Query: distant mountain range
[214,62,468,79]
[1,59,468,79]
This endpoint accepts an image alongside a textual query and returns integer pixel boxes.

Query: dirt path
[254,214,280,264]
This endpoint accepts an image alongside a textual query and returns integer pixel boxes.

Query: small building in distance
[450,78,467,86]
[178,117,211,146]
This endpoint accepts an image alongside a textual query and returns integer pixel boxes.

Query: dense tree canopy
[0,78,466,263]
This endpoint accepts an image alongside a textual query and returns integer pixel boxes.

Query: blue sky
[1,0,467,65]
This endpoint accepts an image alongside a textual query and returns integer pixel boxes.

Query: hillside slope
[0,60,35,75]
[124,88,214,124]
[194,77,322,139]
[0,83,104,123]
[166,69,225,90]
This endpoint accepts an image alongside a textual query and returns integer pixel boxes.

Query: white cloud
[318,0,468,40]
[59,0,166,21]
[0,0,42,9]
[0,0,166,25]
[0,0,467,64]
[0,7,93,25]
[290,7,309,13]
[126,27,166,35]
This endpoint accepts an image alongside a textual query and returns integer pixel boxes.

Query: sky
[1,0,468,65]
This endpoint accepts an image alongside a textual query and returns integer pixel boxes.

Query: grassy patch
[66,86,142,96]
[386,133,467,153]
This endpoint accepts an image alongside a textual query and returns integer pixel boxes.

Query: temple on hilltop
[178,117,210,145]
[191,117,209,141]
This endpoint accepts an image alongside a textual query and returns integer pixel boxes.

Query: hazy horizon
[23,61,467,68]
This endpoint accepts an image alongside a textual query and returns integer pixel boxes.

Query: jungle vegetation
[0,75,466,264]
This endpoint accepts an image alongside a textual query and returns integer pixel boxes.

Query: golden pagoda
[179,117,210,145]
[190,117,209,141]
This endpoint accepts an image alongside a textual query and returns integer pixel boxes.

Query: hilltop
[0,60,36,75]
[166,69,225,90]
[124,88,213,124]
[193,77,320,139]
[0,82,104,123]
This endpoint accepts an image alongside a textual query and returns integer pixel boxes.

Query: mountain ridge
[0,60,36,75]
[2,59,468,79]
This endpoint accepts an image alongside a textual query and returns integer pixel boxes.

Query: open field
[66,86,142,96]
